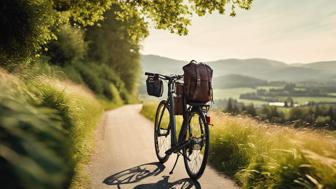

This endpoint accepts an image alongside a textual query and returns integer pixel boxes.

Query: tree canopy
[0,0,253,64]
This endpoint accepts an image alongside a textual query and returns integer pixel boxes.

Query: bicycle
[145,72,210,180]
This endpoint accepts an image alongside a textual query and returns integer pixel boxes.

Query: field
[330,93,336,97]
[214,88,336,106]
[287,97,336,104]
[141,102,336,188]
[214,88,265,106]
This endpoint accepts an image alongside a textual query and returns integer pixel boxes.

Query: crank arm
[165,140,192,156]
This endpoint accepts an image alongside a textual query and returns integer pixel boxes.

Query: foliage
[0,0,56,65]
[46,24,87,66]
[125,0,253,35]
[86,5,145,94]
[141,102,336,189]
[1,0,254,66]
[75,63,103,95]
[71,62,126,103]
[221,98,336,129]
[240,84,336,103]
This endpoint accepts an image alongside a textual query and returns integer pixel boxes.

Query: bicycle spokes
[188,150,203,174]
[183,111,209,178]
[154,101,172,163]
[157,135,171,158]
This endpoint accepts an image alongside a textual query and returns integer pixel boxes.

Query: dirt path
[88,104,238,189]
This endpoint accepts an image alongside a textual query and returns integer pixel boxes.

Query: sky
[140,0,336,63]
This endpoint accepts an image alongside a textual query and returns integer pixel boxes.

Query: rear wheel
[183,108,209,180]
[154,100,171,163]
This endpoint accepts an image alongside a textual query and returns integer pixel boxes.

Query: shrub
[46,24,87,66]
[96,63,124,91]
[74,63,103,95]
[106,83,123,105]
[61,64,84,84]
[0,0,55,66]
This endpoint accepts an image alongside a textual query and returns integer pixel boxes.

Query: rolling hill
[141,55,336,84]
[214,74,268,88]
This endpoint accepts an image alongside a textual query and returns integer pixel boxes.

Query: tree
[120,0,253,35]
[1,0,254,66]
[226,98,234,113]
[45,24,87,66]
[0,0,55,66]
[245,103,257,117]
[284,83,296,92]
[86,5,146,94]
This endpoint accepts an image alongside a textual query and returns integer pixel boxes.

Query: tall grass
[0,72,72,189]
[0,69,104,189]
[141,102,336,188]
[30,77,104,189]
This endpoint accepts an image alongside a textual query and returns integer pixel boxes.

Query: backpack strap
[205,64,213,101]
[192,64,201,100]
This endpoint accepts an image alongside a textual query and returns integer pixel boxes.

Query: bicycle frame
[146,70,210,179]
[166,78,194,149]
[145,72,206,154]
[166,78,178,147]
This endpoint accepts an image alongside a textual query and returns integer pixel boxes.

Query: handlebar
[145,72,183,80]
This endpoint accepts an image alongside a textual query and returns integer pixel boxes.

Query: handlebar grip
[145,72,153,76]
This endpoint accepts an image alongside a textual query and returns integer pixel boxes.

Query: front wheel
[154,100,171,163]
[183,108,209,180]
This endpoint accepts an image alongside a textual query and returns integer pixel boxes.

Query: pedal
[169,154,180,175]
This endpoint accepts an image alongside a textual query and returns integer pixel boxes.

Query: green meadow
[214,88,336,106]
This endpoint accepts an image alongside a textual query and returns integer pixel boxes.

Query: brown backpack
[183,61,213,103]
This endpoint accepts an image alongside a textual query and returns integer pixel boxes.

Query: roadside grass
[30,77,104,189]
[0,69,105,189]
[141,102,336,188]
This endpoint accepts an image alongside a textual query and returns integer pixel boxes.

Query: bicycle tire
[154,100,171,163]
[182,108,209,180]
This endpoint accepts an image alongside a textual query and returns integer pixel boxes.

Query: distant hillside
[214,74,268,88]
[299,60,336,71]
[141,55,186,75]
[141,55,336,83]
[207,58,288,77]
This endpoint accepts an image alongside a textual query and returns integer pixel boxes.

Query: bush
[74,63,103,95]
[46,24,87,66]
[61,64,84,84]
[105,83,123,105]
[0,0,55,66]
[96,63,125,91]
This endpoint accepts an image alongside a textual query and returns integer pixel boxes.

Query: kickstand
[169,154,180,175]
